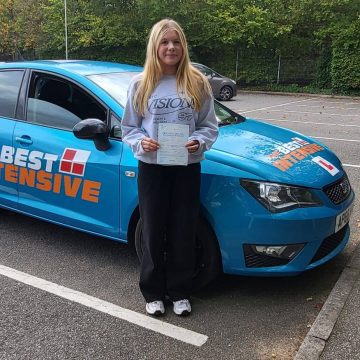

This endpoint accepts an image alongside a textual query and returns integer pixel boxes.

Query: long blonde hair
[133,18,212,115]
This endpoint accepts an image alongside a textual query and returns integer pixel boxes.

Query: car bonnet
[209,119,344,188]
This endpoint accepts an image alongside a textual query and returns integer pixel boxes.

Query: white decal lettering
[28,151,43,170]
[0,145,14,164]
[43,153,58,172]
[14,148,29,167]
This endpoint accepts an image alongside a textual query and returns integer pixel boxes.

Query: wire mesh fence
[235,56,319,86]
[0,48,321,87]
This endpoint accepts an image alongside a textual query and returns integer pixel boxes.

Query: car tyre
[134,217,222,289]
[219,85,233,101]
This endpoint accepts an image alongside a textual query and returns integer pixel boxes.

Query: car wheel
[219,85,233,101]
[134,217,222,289]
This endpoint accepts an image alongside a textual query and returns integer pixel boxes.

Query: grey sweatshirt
[121,74,219,164]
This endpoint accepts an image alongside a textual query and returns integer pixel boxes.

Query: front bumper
[243,224,349,272]
[206,178,355,276]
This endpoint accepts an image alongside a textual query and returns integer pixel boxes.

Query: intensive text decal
[268,137,324,172]
[0,146,101,203]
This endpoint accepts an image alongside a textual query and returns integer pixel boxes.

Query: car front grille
[243,245,290,268]
[310,225,349,264]
[324,176,351,205]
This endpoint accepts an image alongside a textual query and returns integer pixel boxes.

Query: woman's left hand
[185,140,200,153]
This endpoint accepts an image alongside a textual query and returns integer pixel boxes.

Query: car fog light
[251,244,304,259]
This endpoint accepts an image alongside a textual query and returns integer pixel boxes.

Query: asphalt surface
[320,255,360,360]
[1,92,359,359]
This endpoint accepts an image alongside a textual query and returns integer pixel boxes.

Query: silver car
[192,62,237,101]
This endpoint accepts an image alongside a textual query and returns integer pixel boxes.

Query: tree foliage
[0,0,359,91]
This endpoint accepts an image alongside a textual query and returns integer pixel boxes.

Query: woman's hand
[141,137,160,152]
[185,140,200,153]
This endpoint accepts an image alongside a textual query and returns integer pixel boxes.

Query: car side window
[26,73,107,130]
[110,112,122,139]
[0,70,24,119]
[196,65,212,77]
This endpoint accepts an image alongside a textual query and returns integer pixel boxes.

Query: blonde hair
[133,18,212,115]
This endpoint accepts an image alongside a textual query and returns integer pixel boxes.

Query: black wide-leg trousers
[137,161,201,302]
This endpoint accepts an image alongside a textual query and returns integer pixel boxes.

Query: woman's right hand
[141,137,160,152]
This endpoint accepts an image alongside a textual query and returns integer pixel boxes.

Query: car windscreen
[88,72,244,126]
[87,72,140,107]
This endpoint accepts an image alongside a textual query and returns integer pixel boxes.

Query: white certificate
[157,123,189,166]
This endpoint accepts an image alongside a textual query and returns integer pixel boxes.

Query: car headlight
[240,179,322,213]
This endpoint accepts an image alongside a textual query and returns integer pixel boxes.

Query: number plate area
[335,204,353,233]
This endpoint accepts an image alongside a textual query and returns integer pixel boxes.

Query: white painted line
[304,100,360,105]
[261,118,360,128]
[239,97,317,114]
[343,164,360,169]
[0,264,208,347]
[311,136,360,143]
[295,105,359,110]
[262,109,360,117]
[294,104,360,110]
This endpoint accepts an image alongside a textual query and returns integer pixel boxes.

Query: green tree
[0,0,43,59]
[1,0,358,91]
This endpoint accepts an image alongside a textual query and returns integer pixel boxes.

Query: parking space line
[259,109,360,117]
[295,105,359,110]
[305,100,360,106]
[0,264,208,347]
[261,118,360,128]
[343,164,360,169]
[238,97,317,114]
[310,136,360,143]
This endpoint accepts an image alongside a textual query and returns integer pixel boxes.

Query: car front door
[14,71,122,239]
[0,69,25,209]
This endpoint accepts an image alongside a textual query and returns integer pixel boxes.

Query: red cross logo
[59,148,91,176]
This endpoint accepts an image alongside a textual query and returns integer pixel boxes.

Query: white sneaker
[173,299,191,316]
[146,300,165,316]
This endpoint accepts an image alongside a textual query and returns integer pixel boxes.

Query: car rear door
[0,69,25,209]
[14,71,122,239]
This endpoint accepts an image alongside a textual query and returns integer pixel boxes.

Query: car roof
[0,60,143,76]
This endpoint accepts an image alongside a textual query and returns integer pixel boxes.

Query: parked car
[0,60,354,287]
[192,62,237,101]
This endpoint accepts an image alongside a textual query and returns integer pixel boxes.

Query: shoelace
[152,301,163,306]
[176,300,189,307]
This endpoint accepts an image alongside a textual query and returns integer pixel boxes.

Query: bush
[331,20,360,91]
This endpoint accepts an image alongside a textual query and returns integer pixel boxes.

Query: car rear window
[0,70,24,119]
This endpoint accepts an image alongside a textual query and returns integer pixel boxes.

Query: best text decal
[0,146,101,203]
[268,137,324,172]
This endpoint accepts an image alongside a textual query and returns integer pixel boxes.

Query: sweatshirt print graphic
[121,74,218,165]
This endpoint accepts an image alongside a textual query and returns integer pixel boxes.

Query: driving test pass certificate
[157,123,189,166]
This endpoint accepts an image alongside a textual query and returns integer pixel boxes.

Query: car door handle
[15,136,33,145]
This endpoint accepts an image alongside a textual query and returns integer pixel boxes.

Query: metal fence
[1,49,321,86]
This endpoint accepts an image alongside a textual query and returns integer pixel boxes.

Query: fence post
[277,52,281,84]
[235,48,239,82]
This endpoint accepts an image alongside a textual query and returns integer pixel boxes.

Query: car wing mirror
[73,118,111,151]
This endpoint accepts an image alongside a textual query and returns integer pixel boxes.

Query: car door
[0,69,25,209]
[14,71,122,239]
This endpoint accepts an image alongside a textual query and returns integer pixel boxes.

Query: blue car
[0,60,354,286]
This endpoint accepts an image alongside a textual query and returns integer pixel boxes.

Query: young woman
[121,18,218,316]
